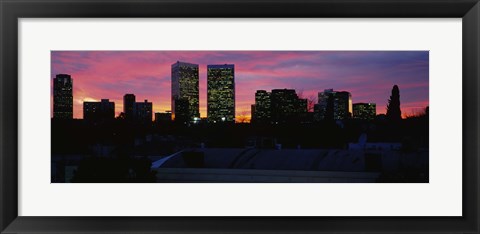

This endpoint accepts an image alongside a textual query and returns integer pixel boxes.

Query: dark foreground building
[134,99,153,123]
[316,89,352,120]
[83,99,115,122]
[151,148,428,183]
[251,90,271,123]
[123,94,136,121]
[155,111,172,125]
[353,103,377,120]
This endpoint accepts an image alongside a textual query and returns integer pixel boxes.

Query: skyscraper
[207,64,235,123]
[316,89,352,120]
[252,90,271,123]
[83,99,115,122]
[53,74,73,119]
[155,111,172,125]
[353,103,376,120]
[171,61,200,122]
[123,94,136,121]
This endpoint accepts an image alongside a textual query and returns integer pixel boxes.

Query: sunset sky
[51,51,429,119]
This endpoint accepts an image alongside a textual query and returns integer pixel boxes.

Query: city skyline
[171,61,200,122]
[51,51,429,119]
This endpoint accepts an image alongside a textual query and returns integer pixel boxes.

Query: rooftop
[155,148,365,172]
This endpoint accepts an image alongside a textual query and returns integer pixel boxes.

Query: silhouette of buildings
[315,89,352,120]
[251,89,307,124]
[121,94,153,123]
[207,64,235,123]
[271,89,307,123]
[134,99,153,123]
[353,103,376,120]
[173,98,190,124]
[251,104,256,122]
[53,74,73,119]
[251,90,271,123]
[123,94,136,121]
[83,99,115,122]
[171,61,200,123]
[155,111,172,125]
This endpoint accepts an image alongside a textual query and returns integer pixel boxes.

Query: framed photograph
[1,0,479,233]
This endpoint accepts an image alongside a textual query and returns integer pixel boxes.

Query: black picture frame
[1,0,479,233]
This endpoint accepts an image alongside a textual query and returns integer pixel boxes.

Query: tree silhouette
[386,85,402,121]
[297,90,317,112]
[236,111,250,123]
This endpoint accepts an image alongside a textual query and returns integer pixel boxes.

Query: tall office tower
[53,74,73,119]
[353,103,376,120]
[316,89,352,120]
[171,61,200,122]
[83,99,115,122]
[270,89,307,123]
[207,64,235,123]
[134,99,153,123]
[252,90,271,123]
[123,94,136,121]
[316,89,333,120]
